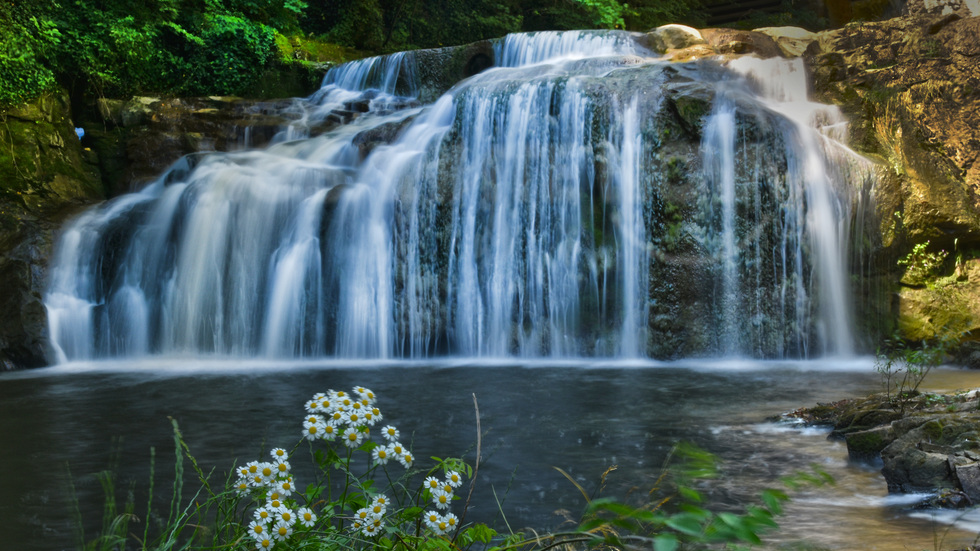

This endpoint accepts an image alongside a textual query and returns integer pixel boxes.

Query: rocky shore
[787,385,980,509]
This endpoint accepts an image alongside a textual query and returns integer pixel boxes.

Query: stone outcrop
[0,90,103,369]
[790,391,980,505]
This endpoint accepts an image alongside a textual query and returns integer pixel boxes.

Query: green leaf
[653,533,679,551]
[665,512,705,536]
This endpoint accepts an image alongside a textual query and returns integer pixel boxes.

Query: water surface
[2,360,977,550]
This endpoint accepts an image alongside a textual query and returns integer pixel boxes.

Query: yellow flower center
[253,525,263,534]
[303,512,312,521]
[278,526,287,536]
[278,463,288,472]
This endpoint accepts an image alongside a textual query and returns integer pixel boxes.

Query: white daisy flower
[370,502,385,516]
[349,400,364,413]
[273,459,290,476]
[298,507,316,528]
[343,427,363,448]
[372,446,390,465]
[254,507,273,524]
[354,507,372,523]
[424,510,441,529]
[276,479,294,496]
[381,425,399,442]
[248,520,267,537]
[304,414,324,426]
[431,488,451,509]
[312,392,327,401]
[388,442,405,456]
[346,411,365,427]
[302,422,324,441]
[423,476,441,491]
[320,423,338,441]
[267,497,285,512]
[444,512,459,530]
[250,473,267,487]
[234,480,251,495]
[254,533,275,550]
[246,461,261,475]
[270,448,288,461]
[237,465,252,478]
[268,491,282,503]
[446,471,463,488]
[372,495,389,509]
[361,522,380,537]
[259,463,277,483]
[272,520,293,541]
[328,411,345,424]
[400,451,414,468]
[368,407,382,424]
[278,508,296,526]
[304,399,321,413]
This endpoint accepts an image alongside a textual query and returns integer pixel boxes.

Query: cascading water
[44,31,872,363]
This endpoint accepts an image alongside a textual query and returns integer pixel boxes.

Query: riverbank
[785,369,980,511]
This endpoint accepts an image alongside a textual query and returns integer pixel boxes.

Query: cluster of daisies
[421,470,464,535]
[302,387,415,469]
[235,447,316,550]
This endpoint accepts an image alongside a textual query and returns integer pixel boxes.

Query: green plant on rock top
[876,330,960,410]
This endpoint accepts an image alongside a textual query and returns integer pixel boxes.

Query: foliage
[898,240,948,285]
[74,386,824,551]
[876,331,958,408]
[570,0,628,29]
[1,0,712,107]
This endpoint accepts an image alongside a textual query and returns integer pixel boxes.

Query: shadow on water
[2,360,978,550]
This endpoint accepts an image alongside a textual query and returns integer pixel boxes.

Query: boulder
[699,28,783,58]
[753,26,819,57]
[641,24,706,54]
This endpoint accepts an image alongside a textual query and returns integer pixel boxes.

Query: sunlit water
[3,361,979,550]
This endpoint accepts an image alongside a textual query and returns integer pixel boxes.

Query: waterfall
[45,32,872,362]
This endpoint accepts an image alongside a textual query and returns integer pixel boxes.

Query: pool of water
[2,358,978,550]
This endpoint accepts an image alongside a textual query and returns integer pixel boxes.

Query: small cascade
[493,30,640,66]
[45,31,874,362]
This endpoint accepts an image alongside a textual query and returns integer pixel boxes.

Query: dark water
[2,359,978,550]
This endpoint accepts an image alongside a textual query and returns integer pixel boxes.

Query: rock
[753,26,819,57]
[413,40,496,104]
[805,15,980,345]
[641,24,706,54]
[0,89,104,369]
[845,425,896,462]
[699,28,783,58]
[955,462,980,502]
[906,0,980,19]
[880,416,980,493]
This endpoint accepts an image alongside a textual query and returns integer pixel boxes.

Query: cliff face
[804,14,980,352]
[0,91,103,369]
